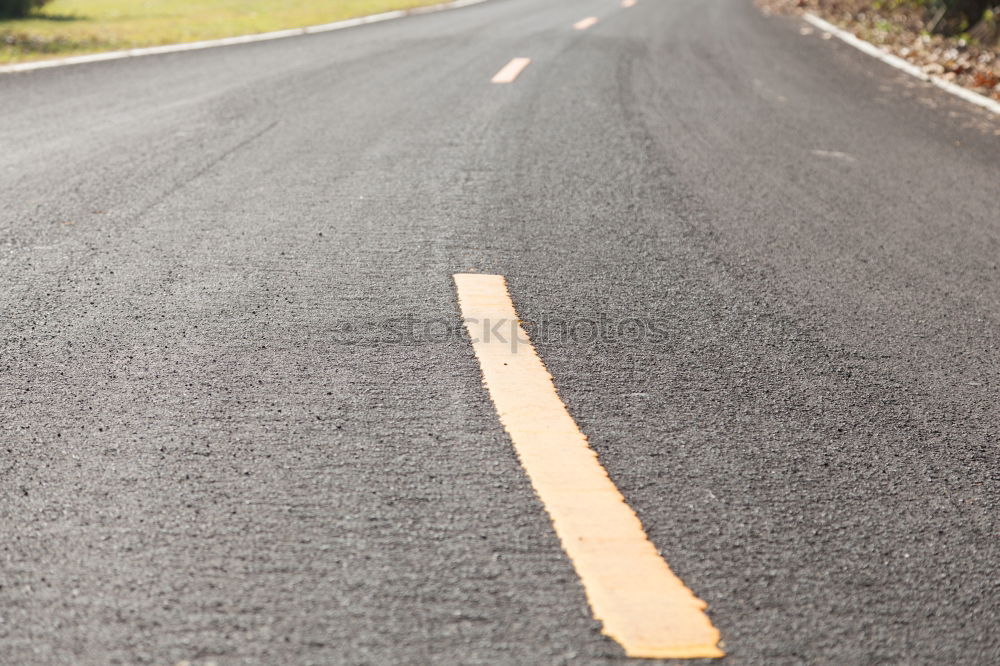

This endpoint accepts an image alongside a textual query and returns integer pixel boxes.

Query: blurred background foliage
[0,0,449,62]
[764,0,1000,96]
[1,0,49,19]
[802,0,998,42]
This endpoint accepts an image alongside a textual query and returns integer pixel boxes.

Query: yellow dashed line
[491,57,531,83]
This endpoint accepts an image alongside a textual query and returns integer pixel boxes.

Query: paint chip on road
[453,273,724,660]
[811,149,856,162]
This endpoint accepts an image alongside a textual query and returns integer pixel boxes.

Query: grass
[1,0,453,63]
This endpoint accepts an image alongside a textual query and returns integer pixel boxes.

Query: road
[1,0,998,663]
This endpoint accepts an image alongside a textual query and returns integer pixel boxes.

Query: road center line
[573,16,599,30]
[622,0,637,8]
[491,57,531,83]
[453,274,724,660]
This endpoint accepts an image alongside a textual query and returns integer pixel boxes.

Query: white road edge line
[803,12,1000,116]
[0,0,488,75]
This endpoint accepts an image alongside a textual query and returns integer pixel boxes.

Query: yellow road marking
[491,57,531,83]
[622,0,637,8]
[453,274,724,660]
[573,16,599,30]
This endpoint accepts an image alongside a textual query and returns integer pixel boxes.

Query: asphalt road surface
[2,0,998,663]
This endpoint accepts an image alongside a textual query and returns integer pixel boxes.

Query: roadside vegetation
[759,0,1000,99]
[1,0,451,63]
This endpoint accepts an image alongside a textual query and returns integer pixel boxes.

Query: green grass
[1,0,452,63]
